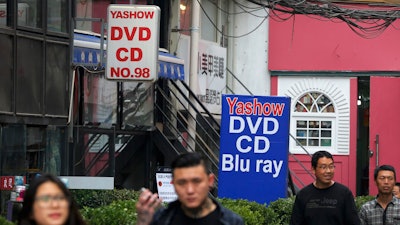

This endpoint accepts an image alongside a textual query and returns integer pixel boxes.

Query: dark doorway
[356,76,370,196]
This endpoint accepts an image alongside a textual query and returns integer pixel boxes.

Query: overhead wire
[245,0,400,38]
[198,0,269,38]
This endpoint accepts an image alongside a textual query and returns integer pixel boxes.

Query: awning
[158,51,185,80]
[73,30,185,80]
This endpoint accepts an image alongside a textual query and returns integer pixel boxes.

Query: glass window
[46,42,69,116]
[295,120,333,147]
[45,126,65,175]
[1,124,26,175]
[293,92,335,149]
[0,2,8,27]
[16,36,43,114]
[18,0,42,29]
[48,0,68,33]
[84,72,118,126]
[0,33,13,112]
[295,92,335,113]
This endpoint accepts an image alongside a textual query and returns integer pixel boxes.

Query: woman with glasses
[18,174,86,225]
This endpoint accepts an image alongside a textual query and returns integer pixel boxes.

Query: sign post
[218,94,291,205]
[106,5,160,81]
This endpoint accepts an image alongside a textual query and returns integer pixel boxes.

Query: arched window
[293,92,335,148]
[278,77,350,155]
[295,92,335,113]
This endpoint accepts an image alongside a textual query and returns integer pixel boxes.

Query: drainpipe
[187,0,201,151]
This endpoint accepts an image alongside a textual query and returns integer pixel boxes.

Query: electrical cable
[198,0,268,38]
[245,0,400,38]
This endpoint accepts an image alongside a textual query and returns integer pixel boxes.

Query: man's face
[172,164,214,209]
[393,185,400,198]
[313,157,335,186]
[375,170,395,195]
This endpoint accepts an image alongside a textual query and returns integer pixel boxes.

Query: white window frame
[278,77,351,155]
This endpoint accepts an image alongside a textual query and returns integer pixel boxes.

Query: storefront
[269,13,400,195]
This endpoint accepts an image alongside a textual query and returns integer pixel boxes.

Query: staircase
[71,77,221,190]
[71,69,313,194]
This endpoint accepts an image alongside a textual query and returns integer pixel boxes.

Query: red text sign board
[0,176,14,190]
[106,5,160,81]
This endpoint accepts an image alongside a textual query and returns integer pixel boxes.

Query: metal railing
[154,79,221,179]
[226,67,314,194]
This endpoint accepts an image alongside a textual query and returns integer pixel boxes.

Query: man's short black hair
[171,152,210,175]
[311,150,333,169]
[373,165,396,181]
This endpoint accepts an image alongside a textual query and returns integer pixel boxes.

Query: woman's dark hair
[18,174,86,225]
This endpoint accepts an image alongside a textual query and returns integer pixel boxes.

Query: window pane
[48,0,68,33]
[295,103,307,112]
[308,139,319,146]
[1,125,26,175]
[0,2,8,26]
[16,37,43,114]
[321,121,332,128]
[123,82,154,128]
[296,130,307,137]
[321,139,331,146]
[323,105,335,113]
[309,121,319,128]
[321,130,331,137]
[0,33,13,112]
[309,130,319,137]
[45,127,66,175]
[296,138,307,146]
[18,0,42,28]
[46,42,69,116]
[295,119,333,148]
[297,120,307,128]
[295,92,335,113]
[84,73,117,126]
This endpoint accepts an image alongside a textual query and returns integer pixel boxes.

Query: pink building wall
[269,15,400,71]
[269,14,400,195]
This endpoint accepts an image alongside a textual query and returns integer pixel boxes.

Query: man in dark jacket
[136,152,244,225]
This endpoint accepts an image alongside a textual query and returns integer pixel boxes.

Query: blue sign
[218,95,291,205]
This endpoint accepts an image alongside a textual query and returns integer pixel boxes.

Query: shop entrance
[357,76,400,196]
[368,76,400,195]
[356,76,370,196]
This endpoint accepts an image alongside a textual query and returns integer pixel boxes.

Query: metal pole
[187,0,201,151]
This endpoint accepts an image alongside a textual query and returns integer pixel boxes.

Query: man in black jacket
[136,152,244,225]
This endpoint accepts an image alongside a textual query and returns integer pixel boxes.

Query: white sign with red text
[106,5,160,81]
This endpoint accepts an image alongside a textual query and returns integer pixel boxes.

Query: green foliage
[0,216,15,225]
[265,197,295,225]
[218,198,268,225]
[71,189,375,225]
[81,200,137,225]
[71,189,139,209]
[355,195,375,210]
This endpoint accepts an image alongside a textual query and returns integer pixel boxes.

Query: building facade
[269,13,400,195]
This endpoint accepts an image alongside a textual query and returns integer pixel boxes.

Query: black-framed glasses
[317,164,335,171]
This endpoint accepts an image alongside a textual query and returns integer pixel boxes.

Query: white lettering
[236,135,252,153]
[255,159,284,178]
[221,154,250,172]
[229,116,244,133]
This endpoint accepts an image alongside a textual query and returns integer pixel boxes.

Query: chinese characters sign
[197,40,227,114]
